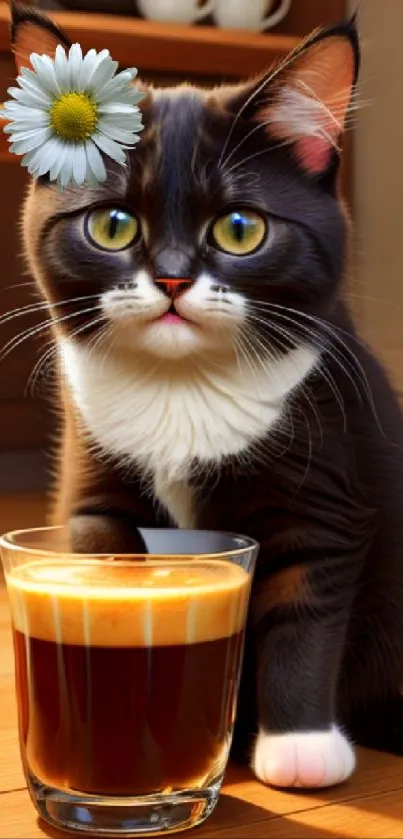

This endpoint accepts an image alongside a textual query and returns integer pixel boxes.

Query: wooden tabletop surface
[0,581,403,839]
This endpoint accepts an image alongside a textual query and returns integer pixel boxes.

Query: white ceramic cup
[137,0,216,25]
[213,0,292,31]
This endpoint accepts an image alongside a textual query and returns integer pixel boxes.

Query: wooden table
[1,582,403,839]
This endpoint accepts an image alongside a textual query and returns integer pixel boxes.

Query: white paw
[252,726,355,788]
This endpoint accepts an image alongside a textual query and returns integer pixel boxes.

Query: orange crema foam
[7,559,250,647]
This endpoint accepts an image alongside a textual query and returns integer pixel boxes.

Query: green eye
[211,210,266,255]
[86,208,139,251]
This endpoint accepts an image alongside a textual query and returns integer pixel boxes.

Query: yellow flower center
[50,92,98,141]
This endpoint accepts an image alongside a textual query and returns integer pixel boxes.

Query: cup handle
[261,0,292,31]
[194,0,216,22]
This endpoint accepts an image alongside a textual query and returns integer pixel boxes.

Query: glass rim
[0,524,259,563]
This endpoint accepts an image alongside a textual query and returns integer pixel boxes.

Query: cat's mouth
[156,303,192,325]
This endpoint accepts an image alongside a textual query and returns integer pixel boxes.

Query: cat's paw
[252,726,355,788]
[69,515,148,554]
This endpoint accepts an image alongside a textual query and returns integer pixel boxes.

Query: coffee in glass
[1,527,258,835]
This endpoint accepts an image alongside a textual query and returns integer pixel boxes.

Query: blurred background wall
[349,0,403,387]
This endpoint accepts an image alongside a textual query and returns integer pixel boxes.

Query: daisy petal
[43,137,69,175]
[21,146,46,172]
[100,109,142,122]
[59,147,75,188]
[102,110,143,126]
[98,102,139,115]
[30,54,61,97]
[23,142,53,176]
[6,87,49,109]
[10,138,44,156]
[20,71,56,102]
[78,49,98,90]
[10,127,52,155]
[19,66,36,80]
[93,132,126,165]
[49,141,69,181]
[79,167,97,188]
[3,114,49,132]
[20,153,32,170]
[72,142,87,185]
[96,69,134,93]
[97,116,143,134]
[54,45,70,92]
[121,87,147,103]
[35,143,58,178]
[85,139,107,182]
[89,57,117,94]
[2,99,26,112]
[16,76,52,106]
[8,125,51,143]
[118,67,138,82]
[97,120,141,144]
[112,90,146,109]
[3,103,47,121]
[68,43,83,89]
[83,49,110,90]
[96,75,144,105]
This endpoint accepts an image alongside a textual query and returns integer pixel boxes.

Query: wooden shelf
[0,5,297,78]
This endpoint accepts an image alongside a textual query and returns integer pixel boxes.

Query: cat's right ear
[10,1,71,75]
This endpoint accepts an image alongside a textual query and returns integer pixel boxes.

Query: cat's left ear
[10,1,71,75]
[236,19,359,175]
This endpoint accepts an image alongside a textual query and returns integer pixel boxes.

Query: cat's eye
[86,208,139,252]
[211,210,266,256]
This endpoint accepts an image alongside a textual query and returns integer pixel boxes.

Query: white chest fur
[61,341,317,526]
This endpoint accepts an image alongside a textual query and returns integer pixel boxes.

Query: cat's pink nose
[155,278,191,299]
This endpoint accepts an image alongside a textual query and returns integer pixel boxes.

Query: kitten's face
[23,45,353,365]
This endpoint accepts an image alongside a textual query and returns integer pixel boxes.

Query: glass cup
[1,526,258,836]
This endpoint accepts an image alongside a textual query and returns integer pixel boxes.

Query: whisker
[0,280,36,294]
[221,118,276,173]
[0,301,54,327]
[236,328,299,460]
[0,305,101,364]
[26,341,57,397]
[81,321,113,377]
[218,43,306,169]
[0,318,55,364]
[221,137,291,180]
[255,315,347,418]
[246,310,348,431]
[99,327,117,376]
[248,300,382,431]
[299,382,324,446]
[345,290,403,312]
[69,315,106,345]
[0,293,100,329]
[235,331,263,381]
[27,314,106,398]
[247,307,363,405]
[293,405,313,493]
[246,316,324,449]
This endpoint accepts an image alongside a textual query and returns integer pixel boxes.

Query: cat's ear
[236,20,359,175]
[10,1,71,75]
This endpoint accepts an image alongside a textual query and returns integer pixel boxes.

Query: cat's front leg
[251,556,360,789]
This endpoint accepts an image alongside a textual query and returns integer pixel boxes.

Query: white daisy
[3,43,145,188]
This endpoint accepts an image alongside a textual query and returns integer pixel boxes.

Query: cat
[9,2,403,789]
